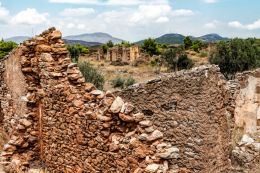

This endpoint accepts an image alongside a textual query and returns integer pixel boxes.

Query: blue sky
[0,0,259,41]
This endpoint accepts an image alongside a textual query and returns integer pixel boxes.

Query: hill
[63,39,102,47]
[136,33,229,45]
[5,36,30,44]
[64,32,123,44]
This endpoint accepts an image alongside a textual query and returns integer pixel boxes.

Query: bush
[200,51,208,57]
[111,77,125,89]
[141,38,160,56]
[177,54,194,70]
[209,38,258,79]
[161,48,179,71]
[0,41,17,59]
[184,36,193,49]
[110,60,129,66]
[125,77,136,87]
[161,47,194,71]
[78,62,104,90]
[111,76,136,89]
[68,44,89,62]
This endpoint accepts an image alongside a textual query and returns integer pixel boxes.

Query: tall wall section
[117,66,232,173]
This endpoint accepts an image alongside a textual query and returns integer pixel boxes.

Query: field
[79,49,210,91]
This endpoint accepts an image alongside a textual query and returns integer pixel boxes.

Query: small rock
[145,164,160,173]
[19,119,32,127]
[51,30,62,39]
[157,147,179,159]
[239,134,255,146]
[139,120,152,127]
[133,113,144,122]
[40,53,53,62]
[3,144,16,152]
[110,97,124,113]
[119,113,134,122]
[148,130,163,141]
[73,100,84,108]
[139,134,148,141]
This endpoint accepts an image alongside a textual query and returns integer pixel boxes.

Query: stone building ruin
[85,45,148,64]
[0,28,259,172]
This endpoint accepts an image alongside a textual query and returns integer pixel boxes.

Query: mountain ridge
[136,33,229,45]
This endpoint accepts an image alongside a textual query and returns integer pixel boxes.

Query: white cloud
[204,20,219,29]
[156,17,169,23]
[106,0,145,6]
[60,8,95,17]
[228,20,260,30]
[204,0,218,3]
[49,0,99,4]
[49,0,169,6]
[130,4,171,23]
[0,2,10,23]
[172,9,194,17]
[11,8,49,25]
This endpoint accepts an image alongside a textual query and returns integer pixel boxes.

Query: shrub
[110,60,129,66]
[78,62,104,90]
[0,41,17,59]
[200,51,208,57]
[209,38,258,79]
[161,47,182,71]
[125,77,136,87]
[177,54,194,70]
[111,77,125,89]
[184,36,193,49]
[68,44,89,62]
[161,47,194,71]
[141,38,160,56]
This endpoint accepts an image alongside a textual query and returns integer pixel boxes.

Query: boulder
[110,97,124,113]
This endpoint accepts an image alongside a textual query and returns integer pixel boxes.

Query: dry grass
[79,56,167,91]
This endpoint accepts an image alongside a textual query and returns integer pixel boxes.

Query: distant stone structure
[0,28,259,173]
[85,45,148,64]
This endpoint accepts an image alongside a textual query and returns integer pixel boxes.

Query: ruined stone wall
[233,70,260,133]
[0,28,241,173]
[117,66,231,173]
[0,28,181,173]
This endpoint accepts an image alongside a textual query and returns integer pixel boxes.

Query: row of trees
[0,40,17,59]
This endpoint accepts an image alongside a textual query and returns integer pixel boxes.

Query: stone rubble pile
[232,134,260,169]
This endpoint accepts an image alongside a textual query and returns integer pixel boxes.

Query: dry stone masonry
[0,28,259,173]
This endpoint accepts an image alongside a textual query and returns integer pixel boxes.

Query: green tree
[161,47,182,71]
[0,41,17,59]
[184,36,193,49]
[141,38,160,56]
[177,54,194,70]
[106,40,114,48]
[161,47,194,71]
[209,38,258,79]
[67,44,89,62]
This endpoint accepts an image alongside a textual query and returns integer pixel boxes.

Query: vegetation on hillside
[78,62,104,89]
[209,38,259,79]
[0,40,17,59]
